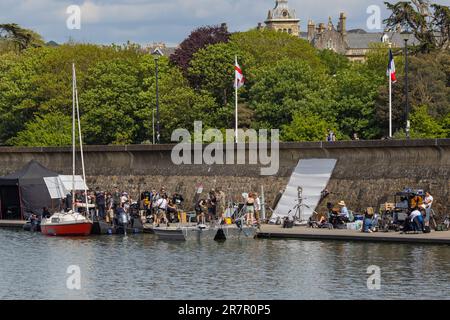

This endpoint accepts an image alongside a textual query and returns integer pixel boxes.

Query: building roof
[346,31,419,49]
[266,0,299,22]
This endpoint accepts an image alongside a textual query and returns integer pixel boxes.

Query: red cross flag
[234,58,245,89]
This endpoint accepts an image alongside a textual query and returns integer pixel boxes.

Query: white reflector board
[58,175,89,191]
[272,159,337,220]
[43,175,89,199]
[44,176,69,199]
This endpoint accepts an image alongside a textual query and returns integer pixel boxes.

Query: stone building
[262,0,300,36]
[259,1,418,61]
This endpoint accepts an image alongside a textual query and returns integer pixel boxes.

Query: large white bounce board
[272,159,337,221]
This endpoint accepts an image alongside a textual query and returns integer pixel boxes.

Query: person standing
[112,187,121,210]
[207,189,217,222]
[216,189,226,221]
[95,188,106,220]
[245,192,255,226]
[106,192,114,224]
[326,129,336,142]
[195,199,207,225]
[424,192,434,227]
[254,192,261,224]
[155,195,168,227]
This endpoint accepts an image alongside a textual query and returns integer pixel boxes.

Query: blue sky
[1,0,449,45]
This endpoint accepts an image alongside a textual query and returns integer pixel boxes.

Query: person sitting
[42,207,51,219]
[329,207,344,228]
[363,209,376,233]
[338,201,350,223]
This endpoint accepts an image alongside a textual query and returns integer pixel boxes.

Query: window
[327,39,334,50]
[288,28,292,34]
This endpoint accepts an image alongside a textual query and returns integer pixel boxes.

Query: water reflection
[0,229,449,300]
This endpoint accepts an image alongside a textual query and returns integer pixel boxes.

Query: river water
[0,229,449,300]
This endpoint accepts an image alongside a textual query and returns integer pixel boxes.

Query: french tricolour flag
[387,49,397,83]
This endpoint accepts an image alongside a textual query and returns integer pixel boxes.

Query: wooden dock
[0,220,26,229]
[257,225,450,245]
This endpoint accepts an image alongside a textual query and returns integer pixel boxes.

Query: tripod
[287,187,320,224]
[286,187,305,223]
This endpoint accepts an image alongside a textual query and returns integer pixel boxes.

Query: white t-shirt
[410,210,421,222]
[156,198,168,210]
[424,195,433,208]
[254,197,261,211]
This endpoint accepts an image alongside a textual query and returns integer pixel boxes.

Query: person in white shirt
[407,209,424,233]
[120,192,128,207]
[254,193,261,224]
[424,192,434,226]
[154,196,168,226]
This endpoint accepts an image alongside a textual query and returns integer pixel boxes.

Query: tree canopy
[0,14,448,147]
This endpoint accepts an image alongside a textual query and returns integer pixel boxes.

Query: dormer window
[282,10,288,18]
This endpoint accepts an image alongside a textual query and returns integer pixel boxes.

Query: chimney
[338,12,347,36]
[307,19,315,41]
[257,22,263,30]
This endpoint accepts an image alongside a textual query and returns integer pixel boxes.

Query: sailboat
[41,63,93,236]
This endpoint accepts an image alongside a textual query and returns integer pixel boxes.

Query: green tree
[441,113,450,137]
[282,111,338,142]
[137,55,219,143]
[384,1,450,53]
[0,43,144,144]
[409,105,446,138]
[80,57,142,145]
[8,112,72,146]
[334,64,385,139]
[318,49,350,76]
[188,42,245,107]
[249,59,336,131]
[375,50,450,137]
[0,23,44,52]
[230,29,323,71]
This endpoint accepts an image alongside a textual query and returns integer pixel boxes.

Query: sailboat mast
[72,63,76,213]
[73,64,89,218]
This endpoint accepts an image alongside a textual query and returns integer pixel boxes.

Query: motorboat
[152,221,258,241]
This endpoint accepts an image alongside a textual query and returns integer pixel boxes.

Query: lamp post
[400,29,411,139]
[152,48,164,144]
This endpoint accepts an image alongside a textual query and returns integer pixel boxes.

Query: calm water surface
[0,229,449,300]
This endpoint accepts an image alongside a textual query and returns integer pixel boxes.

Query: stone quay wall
[0,139,448,218]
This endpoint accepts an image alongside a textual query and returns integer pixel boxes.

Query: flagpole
[388,45,393,138]
[235,55,238,143]
[389,69,392,138]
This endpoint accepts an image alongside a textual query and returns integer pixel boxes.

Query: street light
[152,48,164,144]
[400,27,412,139]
